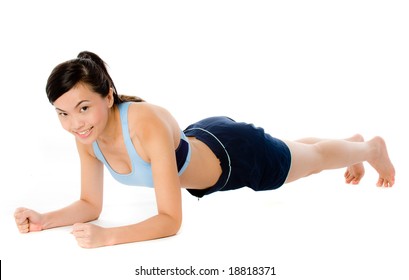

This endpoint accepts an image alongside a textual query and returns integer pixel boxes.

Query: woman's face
[53,83,113,144]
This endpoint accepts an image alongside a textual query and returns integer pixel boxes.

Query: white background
[1,1,408,279]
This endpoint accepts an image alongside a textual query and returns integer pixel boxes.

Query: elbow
[80,199,102,221]
[173,219,182,236]
[163,214,182,237]
[169,218,182,237]
[87,206,102,222]
[92,212,101,221]
[85,211,101,223]
[91,207,103,221]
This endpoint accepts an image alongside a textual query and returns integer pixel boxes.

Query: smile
[75,127,93,138]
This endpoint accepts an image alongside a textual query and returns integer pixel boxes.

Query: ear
[107,88,114,108]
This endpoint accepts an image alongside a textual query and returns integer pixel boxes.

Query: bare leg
[343,135,365,185]
[296,134,365,185]
[283,136,395,187]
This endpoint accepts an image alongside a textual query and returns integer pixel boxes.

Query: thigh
[282,140,322,183]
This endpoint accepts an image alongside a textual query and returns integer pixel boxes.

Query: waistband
[183,127,232,197]
[177,131,191,175]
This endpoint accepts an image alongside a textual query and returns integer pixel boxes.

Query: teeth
[78,128,91,135]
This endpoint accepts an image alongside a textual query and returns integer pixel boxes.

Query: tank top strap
[118,102,131,141]
[118,102,142,166]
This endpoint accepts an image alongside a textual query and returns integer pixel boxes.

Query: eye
[80,106,89,113]
[58,112,68,117]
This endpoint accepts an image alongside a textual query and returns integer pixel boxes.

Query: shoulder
[127,102,173,121]
[127,102,179,137]
[126,102,181,158]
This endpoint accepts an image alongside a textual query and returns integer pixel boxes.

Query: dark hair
[46,51,144,104]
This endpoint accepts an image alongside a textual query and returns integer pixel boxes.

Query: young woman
[14,51,396,248]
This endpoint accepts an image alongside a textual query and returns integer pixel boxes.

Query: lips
[75,127,93,138]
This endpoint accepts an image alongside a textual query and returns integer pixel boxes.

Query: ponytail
[77,51,144,104]
[46,51,144,104]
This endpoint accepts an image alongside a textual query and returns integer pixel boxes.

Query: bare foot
[344,134,366,185]
[367,136,396,187]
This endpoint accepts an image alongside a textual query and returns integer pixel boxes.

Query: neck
[97,105,121,144]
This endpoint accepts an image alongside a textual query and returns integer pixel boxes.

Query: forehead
[53,83,101,110]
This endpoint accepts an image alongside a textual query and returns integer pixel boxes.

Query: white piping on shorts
[185,127,232,190]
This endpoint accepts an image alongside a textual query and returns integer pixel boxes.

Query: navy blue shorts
[183,116,291,198]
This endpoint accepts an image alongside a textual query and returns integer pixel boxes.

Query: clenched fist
[14,207,43,233]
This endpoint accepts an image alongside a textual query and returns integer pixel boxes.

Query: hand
[71,223,109,249]
[14,207,43,233]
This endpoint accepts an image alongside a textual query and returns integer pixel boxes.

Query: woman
[14,51,395,248]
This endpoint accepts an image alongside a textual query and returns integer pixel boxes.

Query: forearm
[105,214,181,246]
[42,200,101,230]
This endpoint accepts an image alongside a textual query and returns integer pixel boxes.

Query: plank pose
[15,51,395,248]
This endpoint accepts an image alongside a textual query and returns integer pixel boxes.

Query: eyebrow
[55,100,91,112]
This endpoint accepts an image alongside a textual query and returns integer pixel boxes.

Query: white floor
[1,1,408,280]
[2,166,408,280]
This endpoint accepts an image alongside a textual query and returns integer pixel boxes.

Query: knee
[284,141,325,182]
[309,144,325,174]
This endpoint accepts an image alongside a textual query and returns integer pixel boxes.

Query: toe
[344,172,353,184]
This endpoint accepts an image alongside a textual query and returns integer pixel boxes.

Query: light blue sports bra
[92,102,191,187]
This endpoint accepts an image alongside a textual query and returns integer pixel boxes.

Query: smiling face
[53,83,114,145]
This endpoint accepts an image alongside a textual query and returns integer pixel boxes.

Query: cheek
[91,109,109,128]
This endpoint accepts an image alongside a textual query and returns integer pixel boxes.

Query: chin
[76,137,96,145]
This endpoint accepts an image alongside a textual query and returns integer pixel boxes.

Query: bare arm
[71,107,183,248]
[105,135,182,245]
[15,140,104,232]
